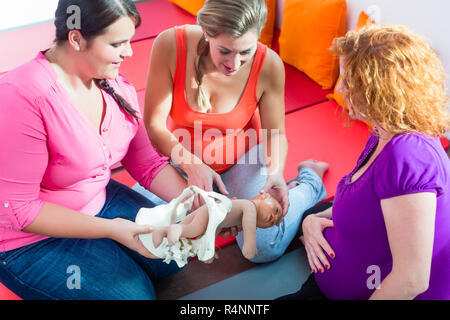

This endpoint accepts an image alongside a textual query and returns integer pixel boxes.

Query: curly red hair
[331,25,450,136]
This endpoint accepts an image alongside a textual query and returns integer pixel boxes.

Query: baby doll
[151,193,283,260]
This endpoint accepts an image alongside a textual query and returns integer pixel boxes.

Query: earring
[75,46,80,51]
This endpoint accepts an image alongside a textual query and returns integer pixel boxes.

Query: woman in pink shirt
[0,0,188,299]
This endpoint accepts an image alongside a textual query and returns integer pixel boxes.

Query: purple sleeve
[373,134,445,200]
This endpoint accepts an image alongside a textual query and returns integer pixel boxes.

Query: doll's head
[250,193,283,228]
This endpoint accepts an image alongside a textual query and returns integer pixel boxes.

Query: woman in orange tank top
[139,0,328,263]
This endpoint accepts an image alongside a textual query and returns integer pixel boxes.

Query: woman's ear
[67,29,84,51]
[200,27,208,40]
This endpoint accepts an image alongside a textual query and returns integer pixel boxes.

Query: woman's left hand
[260,174,289,218]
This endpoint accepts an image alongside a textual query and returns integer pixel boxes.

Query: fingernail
[320,268,324,273]
[325,264,329,270]
[330,253,335,258]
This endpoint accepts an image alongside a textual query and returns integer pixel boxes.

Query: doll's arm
[215,200,257,259]
[240,201,258,260]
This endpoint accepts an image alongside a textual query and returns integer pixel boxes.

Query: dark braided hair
[54,0,141,122]
[95,79,139,121]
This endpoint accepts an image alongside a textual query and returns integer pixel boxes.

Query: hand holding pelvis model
[135,186,283,267]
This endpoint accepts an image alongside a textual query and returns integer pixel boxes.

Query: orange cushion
[259,0,277,47]
[169,0,205,16]
[326,11,375,128]
[279,0,346,90]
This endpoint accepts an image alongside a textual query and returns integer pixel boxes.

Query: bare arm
[23,203,156,258]
[315,206,333,219]
[258,49,289,215]
[240,201,258,259]
[148,164,187,202]
[143,28,228,199]
[369,192,436,300]
[24,202,114,239]
[258,49,288,177]
[143,28,200,169]
[220,200,258,260]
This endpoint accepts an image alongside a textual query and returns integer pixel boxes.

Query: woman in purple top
[279,25,450,300]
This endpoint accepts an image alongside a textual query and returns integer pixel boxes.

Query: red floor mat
[284,62,333,114]
[0,283,21,300]
[112,169,137,188]
[120,38,155,91]
[136,89,146,113]
[441,137,449,150]
[127,94,403,203]
[284,100,371,201]
[133,0,196,42]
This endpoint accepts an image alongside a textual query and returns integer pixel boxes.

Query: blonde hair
[331,24,450,136]
[194,0,267,112]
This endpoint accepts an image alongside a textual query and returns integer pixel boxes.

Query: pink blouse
[0,52,169,252]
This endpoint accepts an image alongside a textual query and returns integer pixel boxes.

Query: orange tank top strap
[173,25,188,102]
[171,24,268,130]
[170,26,269,173]
[239,41,267,109]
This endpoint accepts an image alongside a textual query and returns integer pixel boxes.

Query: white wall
[0,0,141,33]
[276,0,450,139]
[0,0,58,32]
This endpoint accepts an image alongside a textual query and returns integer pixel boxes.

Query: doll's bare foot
[152,227,167,248]
[288,160,330,188]
[167,224,183,246]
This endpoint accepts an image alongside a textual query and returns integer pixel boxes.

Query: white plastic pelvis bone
[135,185,232,268]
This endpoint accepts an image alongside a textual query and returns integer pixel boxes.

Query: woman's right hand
[109,218,158,259]
[182,162,229,210]
[301,214,335,274]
